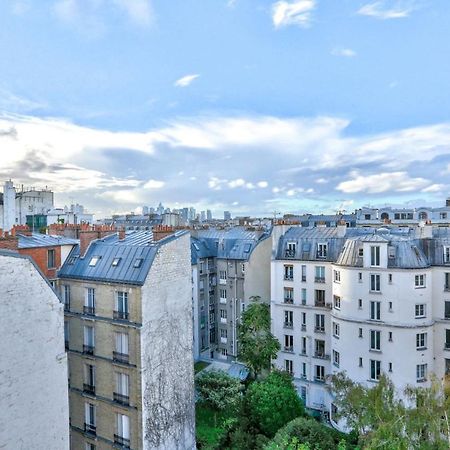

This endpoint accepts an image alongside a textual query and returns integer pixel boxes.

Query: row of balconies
[83,423,130,448]
[65,303,130,322]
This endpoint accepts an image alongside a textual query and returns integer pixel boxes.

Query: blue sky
[1,0,450,218]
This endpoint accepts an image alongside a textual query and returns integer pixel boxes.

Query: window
[284,359,293,375]
[133,258,143,268]
[241,263,245,273]
[89,256,101,267]
[84,403,96,433]
[315,266,325,282]
[83,326,95,354]
[286,242,296,257]
[47,249,56,268]
[62,284,70,310]
[301,265,307,282]
[445,301,450,319]
[333,322,340,338]
[315,290,326,307]
[85,288,95,315]
[219,270,227,281]
[370,360,381,381]
[114,332,129,363]
[388,301,393,311]
[220,328,228,339]
[334,270,341,282]
[333,295,341,310]
[115,291,129,320]
[388,362,393,372]
[301,312,306,329]
[388,331,393,342]
[112,257,121,267]
[284,265,294,281]
[315,314,325,332]
[359,357,363,367]
[358,328,363,338]
[317,243,328,259]
[416,332,427,350]
[370,330,381,351]
[358,298,363,309]
[114,372,130,404]
[64,321,69,349]
[445,247,450,263]
[301,363,307,379]
[333,350,340,367]
[445,273,450,291]
[415,274,426,288]
[415,304,426,318]
[388,273,393,283]
[85,444,96,450]
[370,246,380,266]
[284,310,293,328]
[84,364,95,394]
[315,365,325,381]
[370,301,381,320]
[219,289,227,300]
[301,337,307,355]
[220,309,227,321]
[358,272,363,282]
[370,274,381,292]
[315,339,325,357]
[115,413,130,444]
[301,288,307,305]
[358,248,364,257]
[283,287,294,304]
[445,330,450,349]
[284,335,294,352]
[416,364,427,382]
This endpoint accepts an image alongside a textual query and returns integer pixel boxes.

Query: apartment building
[0,250,69,449]
[191,227,272,361]
[272,224,450,427]
[59,229,195,450]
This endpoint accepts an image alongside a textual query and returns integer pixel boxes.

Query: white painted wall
[0,252,69,449]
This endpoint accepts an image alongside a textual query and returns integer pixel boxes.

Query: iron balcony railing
[83,305,95,316]
[113,351,129,364]
[113,310,129,320]
[83,383,95,395]
[83,345,94,355]
[114,435,130,448]
[84,423,96,435]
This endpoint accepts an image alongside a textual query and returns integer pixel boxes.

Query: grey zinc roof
[193,227,271,261]
[17,233,79,249]
[58,230,188,285]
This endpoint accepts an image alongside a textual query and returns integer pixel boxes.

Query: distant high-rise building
[189,207,196,221]
[142,206,149,215]
[156,202,165,216]
[200,211,206,222]
[181,208,189,222]
[224,211,231,221]
[206,210,212,221]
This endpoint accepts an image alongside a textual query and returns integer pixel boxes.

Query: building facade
[272,224,450,427]
[0,251,69,449]
[59,229,195,450]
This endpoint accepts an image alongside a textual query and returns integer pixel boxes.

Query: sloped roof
[18,233,79,249]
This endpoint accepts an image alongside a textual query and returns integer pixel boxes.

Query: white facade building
[0,251,69,449]
[272,224,450,427]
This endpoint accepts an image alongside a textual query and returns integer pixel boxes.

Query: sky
[1,0,450,218]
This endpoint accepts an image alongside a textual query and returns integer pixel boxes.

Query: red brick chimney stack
[0,228,19,251]
[152,225,175,242]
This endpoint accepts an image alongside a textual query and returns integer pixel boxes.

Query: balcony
[219,279,227,285]
[283,346,294,353]
[83,383,95,395]
[114,434,130,448]
[314,277,325,283]
[314,352,330,360]
[314,376,325,383]
[220,337,228,344]
[285,249,296,258]
[314,301,326,308]
[283,298,294,305]
[83,345,94,355]
[84,423,96,435]
[283,322,293,329]
[83,306,95,316]
[314,326,325,333]
[220,317,227,324]
[113,310,129,321]
[113,392,130,406]
[113,352,129,364]
[219,298,227,305]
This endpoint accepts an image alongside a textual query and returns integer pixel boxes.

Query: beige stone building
[59,229,195,450]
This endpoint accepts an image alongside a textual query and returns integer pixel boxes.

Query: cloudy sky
[1,0,450,218]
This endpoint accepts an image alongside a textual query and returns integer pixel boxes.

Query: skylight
[112,257,121,267]
[243,243,252,253]
[89,256,101,267]
[133,258,143,268]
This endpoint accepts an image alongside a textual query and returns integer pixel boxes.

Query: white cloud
[331,48,357,57]
[174,74,200,88]
[337,171,432,194]
[422,184,445,193]
[228,178,246,188]
[357,1,415,20]
[272,0,316,29]
[143,179,165,189]
[113,0,154,27]
[257,181,269,188]
[0,88,47,113]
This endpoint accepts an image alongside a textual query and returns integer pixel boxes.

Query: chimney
[416,223,433,239]
[336,221,347,238]
[79,229,100,257]
[0,228,19,251]
[118,227,126,240]
[13,225,32,236]
[152,225,175,242]
[446,198,450,207]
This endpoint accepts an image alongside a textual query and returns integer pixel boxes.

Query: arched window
[380,212,389,221]
[418,211,428,220]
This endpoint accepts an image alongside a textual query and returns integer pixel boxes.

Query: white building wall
[140,233,196,450]
[3,180,16,231]
[0,252,69,449]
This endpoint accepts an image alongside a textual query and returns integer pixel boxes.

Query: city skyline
[1,0,450,217]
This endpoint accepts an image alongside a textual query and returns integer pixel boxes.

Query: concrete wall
[0,253,69,449]
[140,233,196,450]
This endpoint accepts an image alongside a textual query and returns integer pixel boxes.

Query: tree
[238,296,281,378]
[196,370,243,426]
[246,370,304,438]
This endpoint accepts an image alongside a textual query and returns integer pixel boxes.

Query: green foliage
[196,404,230,449]
[331,372,450,450]
[246,370,305,438]
[194,361,211,374]
[238,296,281,378]
[196,370,243,418]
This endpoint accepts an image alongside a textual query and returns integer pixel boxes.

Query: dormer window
[285,242,296,258]
[444,247,450,264]
[244,243,252,253]
[370,246,380,266]
[133,258,143,268]
[112,257,121,267]
[358,248,364,257]
[316,243,327,259]
[89,256,101,267]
